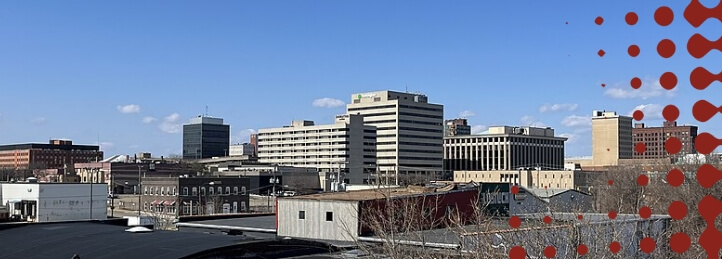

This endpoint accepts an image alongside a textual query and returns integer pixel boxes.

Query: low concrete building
[212,164,321,194]
[478,183,593,216]
[1,181,107,222]
[453,169,595,191]
[277,185,478,242]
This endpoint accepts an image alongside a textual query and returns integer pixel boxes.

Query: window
[201,187,206,196]
[192,187,198,196]
[233,187,239,195]
[299,211,306,219]
[218,187,222,195]
[172,187,177,196]
[183,187,189,196]
[209,187,214,195]
[161,187,166,195]
[240,201,246,212]
[326,212,333,221]
[241,186,247,195]
[144,187,148,195]
[225,187,231,195]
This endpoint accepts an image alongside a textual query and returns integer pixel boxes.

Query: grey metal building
[183,116,231,160]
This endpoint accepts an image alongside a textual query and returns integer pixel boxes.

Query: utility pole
[89,168,93,220]
[138,165,142,217]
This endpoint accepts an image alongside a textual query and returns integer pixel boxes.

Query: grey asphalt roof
[184,215,277,229]
[0,222,256,259]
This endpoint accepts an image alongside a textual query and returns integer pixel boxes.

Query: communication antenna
[205,106,209,117]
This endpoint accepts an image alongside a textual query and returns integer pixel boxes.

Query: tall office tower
[591,110,633,166]
[182,116,230,160]
[347,90,444,184]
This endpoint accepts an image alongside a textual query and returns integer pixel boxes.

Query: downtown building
[0,139,103,170]
[346,90,444,184]
[632,121,698,160]
[256,114,377,186]
[444,126,567,172]
[182,116,231,160]
[591,110,633,167]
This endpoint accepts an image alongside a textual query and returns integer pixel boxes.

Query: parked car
[282,191,297,197]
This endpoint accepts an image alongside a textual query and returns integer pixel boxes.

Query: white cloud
[117,104,141,114]
[31,117,47,125]
[233,129,258,144]
[312,98,345,108]
[97,142,114,149]
[629,104,664,120]
[539,104,578,113]
[159,113,181,134]
[559,133,579,144]
[561,115,591,127]
[142,116,158,124]
[459,110,476,118]
[520,116,547,127]
[471,125,487,134]
[604,78,677,100]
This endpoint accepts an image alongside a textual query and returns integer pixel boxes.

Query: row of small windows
[181,186,247,196]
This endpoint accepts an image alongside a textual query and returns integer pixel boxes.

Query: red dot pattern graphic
[509,216,521,228]
[625,12,638,25]
[509,246,526,259]
[511,185,519,194]
[668,201,688,220]
[543,215,553,224]
[577,214,583,220]
[577,244,588,255]
[696,164,722,189]
[630,77,642,89]
[639,206,652,219]
[689,67,722,90]
[670,232,691,253]
[637,174,649,186]
[628,45,640,57]
[663,105,680,121]
[608,210,617,220]
[595,16,604,25]
[655,6,674,26]
[697,195,722,258]
[666,169,685,187]
[684,0,722,28]
[687,33,722,59]
[665,137,682,154]
[597,49,606,57]
[659,72,678,90]
[609,241,621,254]
[640,237,656,254]
[544,246,556,258]
[607,179,614,186]
[657,39,676,58]
[633,110,644,121]
[635,142,647,154]
[694,132,722,155]
[692,100,722,122]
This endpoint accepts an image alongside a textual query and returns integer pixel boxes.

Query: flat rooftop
[285,186,453,201]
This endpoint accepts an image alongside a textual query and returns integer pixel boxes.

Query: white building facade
[1,182,107,222]
[229,143,255,157]
[257,114,377,185]
[347,91,444,183]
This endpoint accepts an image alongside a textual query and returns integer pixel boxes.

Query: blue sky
[0,0,720,157]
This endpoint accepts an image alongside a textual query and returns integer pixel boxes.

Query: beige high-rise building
[347,90,444,184]
[257,114,377,185]
[592,110,633,166]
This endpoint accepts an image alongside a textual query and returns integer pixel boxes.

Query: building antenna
[405,84,408,93]
[205,105,209,117]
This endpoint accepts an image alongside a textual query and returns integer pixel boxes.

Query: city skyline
[1,1,720,157]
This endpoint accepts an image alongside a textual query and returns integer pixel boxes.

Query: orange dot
[633,110,644,121]
[577,244,588,255]
[670,232,691,253]
[598,49,606,57]
[625,12,638,25]
[657,39,676,58]
[663,105,680,122]
[577,214,583,220]
[595,16,604,25]
[628,45,640,57]
[640,237,656,254]
[511,185,519,194]
[640,206,652,219]
[637,174,649,186]
[509,246,527,259]
[608,180,614,186]
[655,6,674,26]
[630,77,642,89]
[544,246,557,258]
[668,201,687,220]
[666,169,684,187]
[509,216,521,228]
[543,215,553,224]
[608,210,617,219]
[660,72,677,90]
[610,241,621,254]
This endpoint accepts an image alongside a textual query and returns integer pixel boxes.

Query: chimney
[635,123,645,129]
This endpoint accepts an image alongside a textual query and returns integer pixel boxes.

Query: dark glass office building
[182,116,230,160]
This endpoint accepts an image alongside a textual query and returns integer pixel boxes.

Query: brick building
[140,177,251,217]
[632,121,698,160]
[0,140,102,169]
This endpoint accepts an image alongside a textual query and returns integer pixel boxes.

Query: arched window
[201,187,206,196]
[225,187,230,195]
[241,186,247,195]
[182,187,188,196]
[233,187,239,195]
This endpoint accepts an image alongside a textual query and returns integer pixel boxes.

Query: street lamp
[198,181,220,215]
[267,176,279,212]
